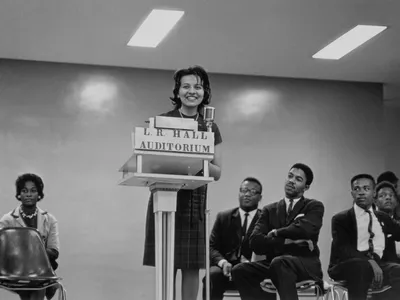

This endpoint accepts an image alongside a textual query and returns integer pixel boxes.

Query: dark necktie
[242,213,249,238]
[365,210,375,259]
[238,213,250,260]
[286,199,294,223]
[287,199,294,214]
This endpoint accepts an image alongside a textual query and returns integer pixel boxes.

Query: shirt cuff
[218,259,228,268]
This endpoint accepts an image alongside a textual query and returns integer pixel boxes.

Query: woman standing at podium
[143,65,223,300]
[0,173,60,300]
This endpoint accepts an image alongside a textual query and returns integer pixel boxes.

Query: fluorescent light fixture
[127,9,184,48]
[313,25,387,60]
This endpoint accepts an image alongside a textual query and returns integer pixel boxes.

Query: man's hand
[368,260,383,288]
[222,261,232,278]
[266,229,277,239]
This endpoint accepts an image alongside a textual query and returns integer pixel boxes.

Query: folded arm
[275,200,324,240]
[250,206,284,255]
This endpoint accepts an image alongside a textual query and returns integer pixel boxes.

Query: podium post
[118,116,215,300]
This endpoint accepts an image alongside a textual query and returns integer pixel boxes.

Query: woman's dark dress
[143,109,222,269]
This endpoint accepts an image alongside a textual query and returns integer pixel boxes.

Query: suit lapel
[244,209,260,240]
[349,207,358,246]
[286,197,306,224]
[36,207,47,236]
[11,207,26,227]
[277,199,286,228]
[231,208,242,245]
[375,210,389,233]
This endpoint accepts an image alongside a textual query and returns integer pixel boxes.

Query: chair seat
[260,279,318,293]
[368,285,391,294]
[224,290,240,296]
[0,275,60,282]
[223,289,240,299]
[330,280,391,294]
[0,281,55,288]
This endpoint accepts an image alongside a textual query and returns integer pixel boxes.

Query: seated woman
[0,173,60,300]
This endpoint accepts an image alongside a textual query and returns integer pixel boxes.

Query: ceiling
[1,0,399,99]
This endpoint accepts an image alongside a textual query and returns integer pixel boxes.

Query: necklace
[20,207,38,219]
[179,109,199,121]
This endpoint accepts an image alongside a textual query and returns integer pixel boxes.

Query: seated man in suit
[232,163,324,300]
[375,180,398,218]
[328,174,400,300]
[374,180,400,263]
[202,177,263,300]
[377,171,400,220]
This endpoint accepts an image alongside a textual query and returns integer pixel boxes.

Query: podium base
[152,185,179,300]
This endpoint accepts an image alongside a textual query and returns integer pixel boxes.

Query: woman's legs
[181,269,199,300]
[172,268,200,300]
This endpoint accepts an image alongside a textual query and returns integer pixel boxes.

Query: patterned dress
[143,109,222,269]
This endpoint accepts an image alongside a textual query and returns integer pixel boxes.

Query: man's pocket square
[294,214,305,220]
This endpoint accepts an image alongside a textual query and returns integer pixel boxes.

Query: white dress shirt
[396,242,400,256]
[354,204,385,258]
[218,208,258,268]
[239,207,258,233]
[284,197,301,212]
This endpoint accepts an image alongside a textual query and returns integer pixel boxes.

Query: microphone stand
[205,120,212,300]
[204,106,215,300]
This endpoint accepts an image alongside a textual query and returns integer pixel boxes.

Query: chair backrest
[0,227,57,280]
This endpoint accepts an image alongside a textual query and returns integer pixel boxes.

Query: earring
[17,195,21,199]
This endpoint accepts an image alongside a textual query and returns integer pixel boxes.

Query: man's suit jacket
[328,206,400,270]
[210,207,261,266]
[250,197,324,281]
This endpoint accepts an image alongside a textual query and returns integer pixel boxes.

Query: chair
[260,279,331,300]
[0,227,67,299]
[222,253,267,299]
[328,280,391,300]
[223,289,241,299]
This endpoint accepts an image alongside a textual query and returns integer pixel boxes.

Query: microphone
[204,106,215,132]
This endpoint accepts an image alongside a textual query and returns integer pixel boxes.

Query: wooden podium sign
[118,115,215,300]
[118,116,215,190]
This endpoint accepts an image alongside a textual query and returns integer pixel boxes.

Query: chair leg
[332,287,339,300]
[57,283,67,300]
[333,288,340,300]
[315,286,321,300]
[342,291,348,300]
[328,287,341,300]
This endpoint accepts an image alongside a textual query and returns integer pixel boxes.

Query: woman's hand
[209,143,222,180]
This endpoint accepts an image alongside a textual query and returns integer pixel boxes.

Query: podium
[118,115,215,300]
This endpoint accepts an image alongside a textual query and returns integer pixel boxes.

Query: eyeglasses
[239,188,261,196]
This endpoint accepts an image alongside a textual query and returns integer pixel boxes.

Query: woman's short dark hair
[169,65,211,112]
[15,173,45,201]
